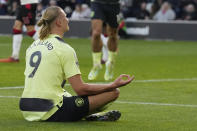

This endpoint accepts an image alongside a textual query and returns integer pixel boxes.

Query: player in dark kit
[88,0,120,81]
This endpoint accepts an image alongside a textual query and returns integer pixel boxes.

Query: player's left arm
[68,74,134,96]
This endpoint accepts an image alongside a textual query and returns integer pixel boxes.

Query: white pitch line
[0,86,24,90]
[115,101,197,108]
[134,78,197,83]
[1,77,197,90]
[0,95,196,108]
[0,95,20,98]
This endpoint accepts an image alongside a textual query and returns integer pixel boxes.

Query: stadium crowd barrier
[0,16,197,41]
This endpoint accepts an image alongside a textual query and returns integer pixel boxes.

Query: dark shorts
[16,4,37,25]
[91,2,120,28]
[47,96,89,122]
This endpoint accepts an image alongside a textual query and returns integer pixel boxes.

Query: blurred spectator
[57,0,76,10]
[36,0,57,17]
[70,4,83,20]
[71,2,91,19]
[0,0,7,15]
[81,3,91,18]
[64,6,73,18]
[153,1,176,21]
[57,0,76,17]
[36,3,43,17]
[49,0,56,6]
[1,0,197,22]
[181,3,197,20]
[120,0,135,18]
[41,0,49,9]
[150,0,163,18]
[7,0,19,16]
[135,1,150,20]
[76,0,86,4]
[167,0,182,19]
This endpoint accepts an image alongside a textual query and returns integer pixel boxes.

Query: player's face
[60,9,69,32]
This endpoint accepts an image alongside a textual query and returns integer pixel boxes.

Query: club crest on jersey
[75,98,84,107]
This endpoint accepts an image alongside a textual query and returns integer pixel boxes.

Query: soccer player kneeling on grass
[19,6,134,122]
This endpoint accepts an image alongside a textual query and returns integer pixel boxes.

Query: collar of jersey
[48,34,61,38]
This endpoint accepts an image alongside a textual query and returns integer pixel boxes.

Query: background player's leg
[91,19,103,52]
[101,34,109,64]
[88,19,103,80]
[107,25,118,52]
[26,25,39,40]
[11,20,23,61]
[104,25,118,81]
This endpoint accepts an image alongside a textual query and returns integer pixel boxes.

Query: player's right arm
[68,74,134,96]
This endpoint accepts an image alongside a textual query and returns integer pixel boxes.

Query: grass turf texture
[0,36,197,130]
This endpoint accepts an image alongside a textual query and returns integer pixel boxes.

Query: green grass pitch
[0,36,197,131]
